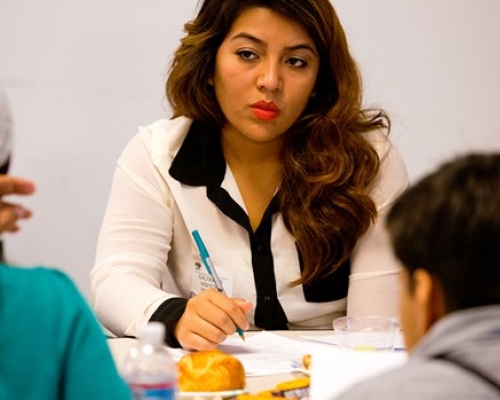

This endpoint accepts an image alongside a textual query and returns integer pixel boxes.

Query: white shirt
[91,117,409,337]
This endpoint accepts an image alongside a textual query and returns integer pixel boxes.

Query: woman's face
[212,7,319,146]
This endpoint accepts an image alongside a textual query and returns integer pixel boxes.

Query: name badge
[190,261,234,298]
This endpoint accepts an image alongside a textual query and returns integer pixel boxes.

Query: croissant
[178,350,246,392]
[302,354,311,370]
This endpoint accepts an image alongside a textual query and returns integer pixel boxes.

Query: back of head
[386,153,500,312]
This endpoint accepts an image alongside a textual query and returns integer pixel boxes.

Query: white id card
[190,261,234,298]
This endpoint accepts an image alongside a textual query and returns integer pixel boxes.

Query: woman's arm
[90,131,178,338]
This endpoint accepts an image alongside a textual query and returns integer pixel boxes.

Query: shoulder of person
[361,129,409,209]
[138,116,193,141]
[363,126,408,173]
[0,265,94,322]
[361,128,394,160]
[127,116,194,157]
[22,266,79,291]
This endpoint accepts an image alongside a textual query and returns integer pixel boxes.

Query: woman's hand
[175,289,253,351]
[0,175,35,234]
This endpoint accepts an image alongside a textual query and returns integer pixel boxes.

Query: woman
[91,0,409,351]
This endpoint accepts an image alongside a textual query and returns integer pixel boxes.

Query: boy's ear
[414,269,446,332]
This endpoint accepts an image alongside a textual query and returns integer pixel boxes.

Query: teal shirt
[0,265,131,399]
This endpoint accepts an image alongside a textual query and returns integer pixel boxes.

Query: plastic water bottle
[122,322,177,400]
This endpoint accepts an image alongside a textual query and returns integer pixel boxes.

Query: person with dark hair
[91,0,409,351]
[334,153,500,399]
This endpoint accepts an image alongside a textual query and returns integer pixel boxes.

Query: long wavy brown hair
[166,0,388,286]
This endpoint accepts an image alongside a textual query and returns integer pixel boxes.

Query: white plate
[179,389,247,399]
[294,367,310,376]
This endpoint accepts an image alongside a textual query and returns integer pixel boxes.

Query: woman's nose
[256,60,282,92]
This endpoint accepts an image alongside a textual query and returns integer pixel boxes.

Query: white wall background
[1,0,500,299]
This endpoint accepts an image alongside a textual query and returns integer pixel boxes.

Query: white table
[107,330,328,393]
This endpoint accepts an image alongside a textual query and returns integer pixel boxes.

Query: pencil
[191,230,246,342]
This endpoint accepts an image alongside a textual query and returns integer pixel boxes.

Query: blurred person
[0,92,131,400]
[334,153,500,399]
[91,0,409,351]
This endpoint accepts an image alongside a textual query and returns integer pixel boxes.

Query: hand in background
[0,175,36,234]
[175,289,253,351]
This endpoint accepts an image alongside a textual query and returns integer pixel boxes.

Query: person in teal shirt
[0,140,130,398]
[0,264,132,399]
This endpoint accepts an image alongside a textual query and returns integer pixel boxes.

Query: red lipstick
[250,101,280,121]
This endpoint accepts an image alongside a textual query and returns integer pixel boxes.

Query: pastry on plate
[178,350,246,392]
[302,354,311,370]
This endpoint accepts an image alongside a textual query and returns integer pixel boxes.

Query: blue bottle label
[130,382,176,400]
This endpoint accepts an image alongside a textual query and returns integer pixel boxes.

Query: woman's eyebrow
[229,32,317,55]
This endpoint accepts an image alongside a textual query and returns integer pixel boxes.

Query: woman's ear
[207,76,214,86]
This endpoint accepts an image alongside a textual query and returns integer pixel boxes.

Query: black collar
[168,121,226,187]
[169,119,280,231]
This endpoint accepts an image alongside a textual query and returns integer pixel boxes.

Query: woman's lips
[251,101,280,120]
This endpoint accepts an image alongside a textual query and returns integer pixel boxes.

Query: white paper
[168,331,320,377]
[300,331,406,351]
[310,346,408,400]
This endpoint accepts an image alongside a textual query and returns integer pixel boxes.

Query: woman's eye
[287,57,308,68]
[237,50,258,61]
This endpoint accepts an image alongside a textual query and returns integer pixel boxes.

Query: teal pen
[191,230,246,342]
